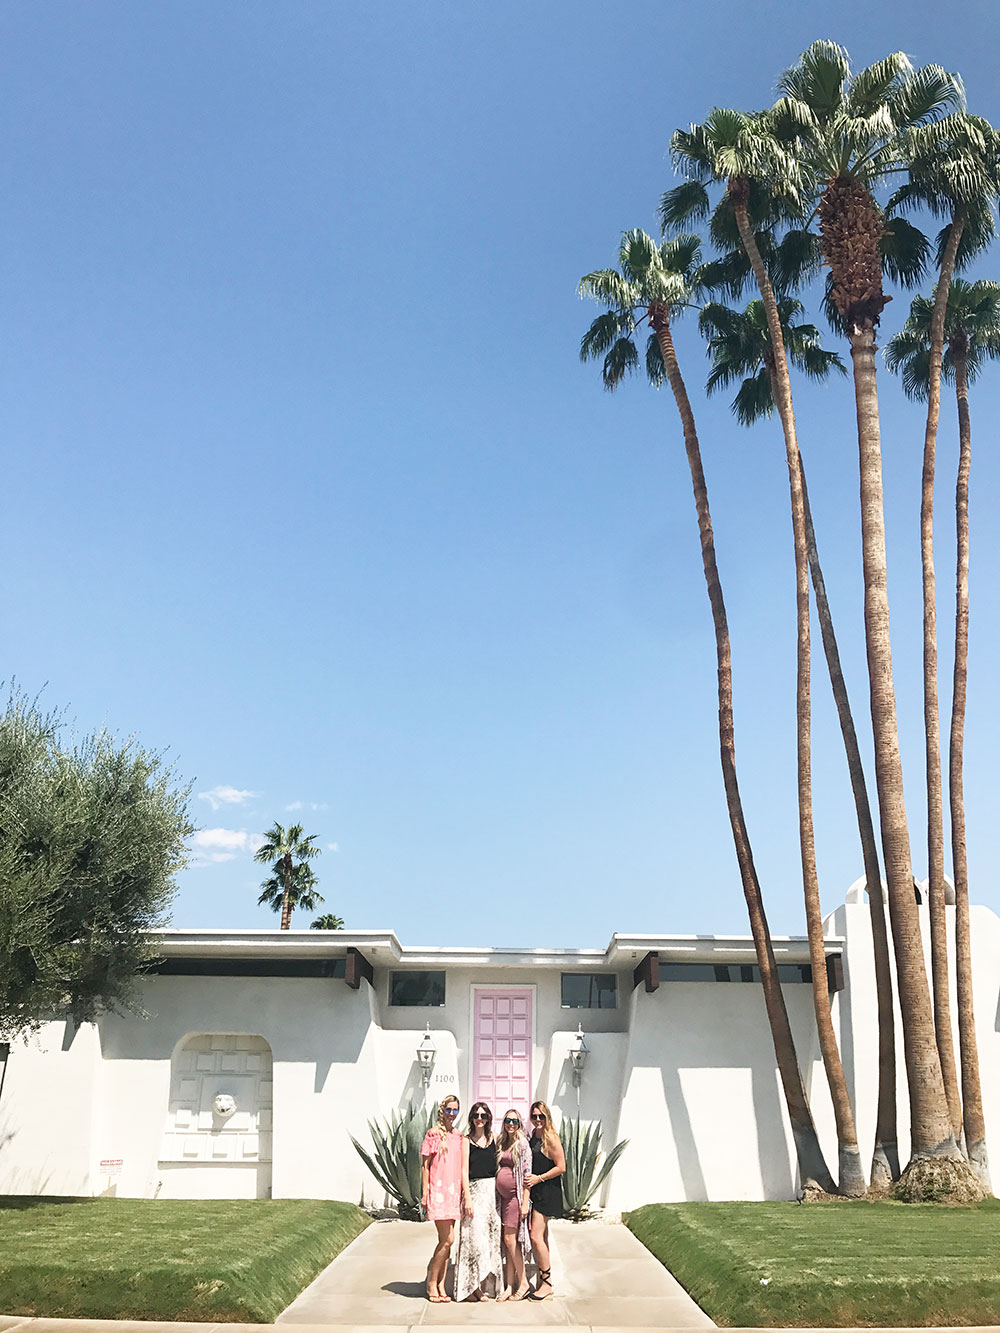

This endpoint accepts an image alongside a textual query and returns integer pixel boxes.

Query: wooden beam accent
[345,947,374,990]
[826,954,845,994]
[632,951,659,993]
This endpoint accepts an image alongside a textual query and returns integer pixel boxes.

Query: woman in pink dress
[420,1095,463,1302]
[494,1108,532,1301]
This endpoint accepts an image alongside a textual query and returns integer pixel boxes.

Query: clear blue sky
[4,1,1000,946]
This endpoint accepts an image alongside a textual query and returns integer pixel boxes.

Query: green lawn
[626,1199,1000,1327]
[0,1196,370,1322]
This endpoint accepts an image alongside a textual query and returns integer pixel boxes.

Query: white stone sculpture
[212,1092,237,1119]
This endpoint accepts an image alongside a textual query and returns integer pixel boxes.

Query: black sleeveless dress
[529,1133,563,1218]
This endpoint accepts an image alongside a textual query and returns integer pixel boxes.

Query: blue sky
[4,1,1000,946]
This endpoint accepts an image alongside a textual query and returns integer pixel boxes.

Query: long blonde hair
[429,1095,460,1156]
[529,1100,560,1156]
[496,1107,526,1162]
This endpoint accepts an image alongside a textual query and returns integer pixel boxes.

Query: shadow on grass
[0,1195,90,1210]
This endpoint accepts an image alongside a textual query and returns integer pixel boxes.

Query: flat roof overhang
[150,928,845,969]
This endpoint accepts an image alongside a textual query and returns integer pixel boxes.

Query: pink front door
[472,988,533,1122]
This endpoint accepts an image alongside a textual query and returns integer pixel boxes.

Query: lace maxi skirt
[455,1178,502,1300]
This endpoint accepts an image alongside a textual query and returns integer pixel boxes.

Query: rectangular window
[661,962,813,983]
[561,973,617,1009]
[390,970,446,1007]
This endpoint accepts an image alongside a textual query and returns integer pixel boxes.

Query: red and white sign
[99,1158,123,1176]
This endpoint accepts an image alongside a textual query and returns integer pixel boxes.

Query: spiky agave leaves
[560,1115,629,1221]
[350,1101,436,1219]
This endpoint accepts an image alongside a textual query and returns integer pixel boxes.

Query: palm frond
[881,216,930,288]
[602,337,640,390]
[845,52,911,119]
[732,367,776,425]
[580,311,633,362]
[776,41,849,120]
[659,181,711,233]
[645,332,666,387]
[890,64,964,130]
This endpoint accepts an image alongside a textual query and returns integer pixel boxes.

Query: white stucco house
[1,881,998,1209]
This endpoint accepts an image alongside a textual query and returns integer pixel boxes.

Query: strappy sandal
[529,1268,553,1301]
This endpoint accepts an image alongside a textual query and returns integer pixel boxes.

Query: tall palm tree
[887,114,1000,1148]
[665,106,869,1195]
[699,296,869,1194]
[770,40,975,1193]
[885,279,1000,1190]
[665,165,907,1191]
[254,823,322,929]
[579,230,835,1193]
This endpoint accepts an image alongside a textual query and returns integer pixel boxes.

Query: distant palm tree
[579,229,835,1193]
[885,279,1000,1190]
[254,823,321,929]
[310,912,345,930]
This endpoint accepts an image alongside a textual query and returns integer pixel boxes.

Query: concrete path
[277,1216,715,1328]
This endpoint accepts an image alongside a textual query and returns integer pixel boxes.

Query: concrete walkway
[277,1217,715,1328]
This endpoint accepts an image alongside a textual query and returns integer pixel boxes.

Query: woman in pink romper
[421,1096,464,1302]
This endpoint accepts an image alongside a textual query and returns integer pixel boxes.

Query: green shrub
[560,1115,628,1221]
[350,1101,436,1219]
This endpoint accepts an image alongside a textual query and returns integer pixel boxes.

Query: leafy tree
[254,823,321,929]
[886,280,1000,1190]
[771,38,977,1198]
[310,912,345,931]
[0,692,193,1038]
[579,229,835,1193]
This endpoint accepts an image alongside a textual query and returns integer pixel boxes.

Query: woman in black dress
[525,1100,565,1301]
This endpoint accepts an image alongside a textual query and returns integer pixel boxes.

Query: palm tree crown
[254,822,321,929]
[884,280,1000,397]
[699,297,846,424]
[578,229,704,388]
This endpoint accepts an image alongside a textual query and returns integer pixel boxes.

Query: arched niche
[158,1032,273,1199]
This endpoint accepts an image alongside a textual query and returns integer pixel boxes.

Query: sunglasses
[443,1107,459,1117]
[503,1117,521,1126]
[530,1113,546,1122]
[472,1113,488,1121]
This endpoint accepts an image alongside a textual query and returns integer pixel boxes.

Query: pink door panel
[473,989,532,1123]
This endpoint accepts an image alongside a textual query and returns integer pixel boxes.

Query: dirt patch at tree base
[892,1154,989,1203]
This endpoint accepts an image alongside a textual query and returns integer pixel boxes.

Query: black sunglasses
[503,1116,520,1126]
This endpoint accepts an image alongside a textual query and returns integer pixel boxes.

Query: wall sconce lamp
[569,1023,589,1088]
[417,1024,437,1087]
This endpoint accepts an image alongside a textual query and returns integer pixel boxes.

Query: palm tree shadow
[382,1280,426,1298]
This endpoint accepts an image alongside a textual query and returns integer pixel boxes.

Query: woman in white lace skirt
[455,1102,502,1301]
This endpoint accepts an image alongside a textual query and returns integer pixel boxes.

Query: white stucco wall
[1,898,998,1207]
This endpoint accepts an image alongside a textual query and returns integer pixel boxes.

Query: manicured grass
[626,1199,1000,1327]
[0,1196,370,1322]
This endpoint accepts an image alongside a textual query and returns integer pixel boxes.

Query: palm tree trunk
[950,351,990,1188]
[800,465,898,1187]
[651,303,835,1194]
[281,852,294,930]
[850,325,958,1163]
[921,217,965,1144]
[732,193,864,1196]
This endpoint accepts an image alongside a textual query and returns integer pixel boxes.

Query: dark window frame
[389,970,447,1007]
[560,973,618,1009]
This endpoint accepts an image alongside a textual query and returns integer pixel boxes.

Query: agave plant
[350,1102,436,1219]
[560,1115,628,1221]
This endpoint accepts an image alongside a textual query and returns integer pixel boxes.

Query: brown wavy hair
[466,1101,494,1140]
[529,1100,560,1156]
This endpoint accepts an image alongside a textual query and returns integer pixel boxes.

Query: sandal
[529,1268,553,1301]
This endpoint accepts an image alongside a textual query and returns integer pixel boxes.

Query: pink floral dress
[421,1128,463,1220]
